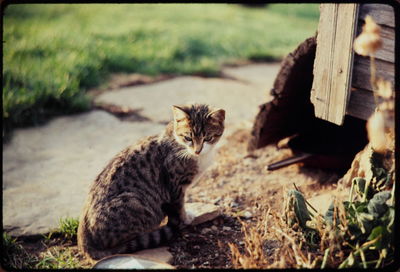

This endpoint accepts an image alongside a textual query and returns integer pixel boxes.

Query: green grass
[2,218,84,269]
[58,217,79,240]
[3,4,319,130]
[35,247,82,269]
[2,232,38,269]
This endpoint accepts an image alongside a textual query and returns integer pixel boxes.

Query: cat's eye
[204,136,213,142]
[184,136,192,142]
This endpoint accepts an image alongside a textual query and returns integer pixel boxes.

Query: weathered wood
[355,22,395,63]
[346,89,376,121]
[346,3,394,121]
[359,3,395,28]
[352,56,395,91]
[311,4,359,125]
[248,37,316,151]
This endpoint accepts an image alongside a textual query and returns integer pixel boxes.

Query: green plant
[2,232,38,269]
[283,149,395,268]
[35,247,81,269]
[58,217,79,240]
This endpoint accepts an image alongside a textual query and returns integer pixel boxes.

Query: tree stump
[248,36,317,151]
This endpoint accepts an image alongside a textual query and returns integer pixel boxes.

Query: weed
[58,217,79,240]
[2,232,38,269]
[35,246,83,269]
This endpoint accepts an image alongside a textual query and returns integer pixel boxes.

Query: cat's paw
[183,210,196,225]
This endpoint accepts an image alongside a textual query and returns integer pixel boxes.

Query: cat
[77,103,225,261]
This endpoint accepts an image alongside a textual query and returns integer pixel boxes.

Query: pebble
[201,228,211,234]
[239,241,245,245]
[230,202,239,208]
[222,226,232,231]
[243,211,252,219]
[211,225,218,231]
[213,197,222,204]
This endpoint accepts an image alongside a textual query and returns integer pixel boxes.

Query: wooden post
[311,4,359,125]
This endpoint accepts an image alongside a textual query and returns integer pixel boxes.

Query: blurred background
[3,4,319,133]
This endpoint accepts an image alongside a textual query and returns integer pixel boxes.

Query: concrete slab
[95,64,279,128]
[2,63,280,236]
[3,111,163,236]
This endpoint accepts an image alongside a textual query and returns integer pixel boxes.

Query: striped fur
[77,104,225,261]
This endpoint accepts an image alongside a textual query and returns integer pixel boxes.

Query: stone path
[2,63,280,236]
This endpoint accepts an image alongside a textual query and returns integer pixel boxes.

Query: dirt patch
[94,103,151,122]
[169,215,244,269]
[168,128,341,268]
[88,73,175,97]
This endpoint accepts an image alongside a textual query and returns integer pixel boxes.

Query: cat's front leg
[162,200,194,228]
[180,203,195,225]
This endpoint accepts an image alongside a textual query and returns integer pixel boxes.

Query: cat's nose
[195,150,201,155]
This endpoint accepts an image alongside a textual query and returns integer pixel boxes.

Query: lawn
[3,4,319,131]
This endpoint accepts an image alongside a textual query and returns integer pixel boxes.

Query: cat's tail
[79,224,178,261]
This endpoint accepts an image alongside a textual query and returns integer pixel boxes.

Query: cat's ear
[209,108,225,122]
[172,105,189,122]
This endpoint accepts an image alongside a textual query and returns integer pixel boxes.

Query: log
[248,36,317,151]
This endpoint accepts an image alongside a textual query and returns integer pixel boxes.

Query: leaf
[380,206,395,233]
[286,190,311,228]
[324,202,334,224]
[354,202,368,213]
[368,226,393,250]
[367,191,391,218]
[354,177,366,198]
[358,212,375,234]
[368,225,383,240]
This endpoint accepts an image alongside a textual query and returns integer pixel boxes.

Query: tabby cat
[77,104,225,260]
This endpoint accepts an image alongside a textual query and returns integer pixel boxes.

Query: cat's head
[172,104,225,156]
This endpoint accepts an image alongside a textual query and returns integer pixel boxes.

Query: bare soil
[167,128,341,268]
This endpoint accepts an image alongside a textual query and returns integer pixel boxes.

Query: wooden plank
[359,4,395,28]
[352,56,395,91]
[356,22,395,63]
[311,4,359,125]
[346,88,376,120]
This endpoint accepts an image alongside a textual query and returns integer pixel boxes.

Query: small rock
[222,226,232,231]
[230,202,239,208]
[213,196,222,204]
[243,211,252,219]
[239,241,245,245]
[185,202,221,226]
[132,247,173,264]
[201,228,211,234]
[235,210,252,219]
[211,225,218,231]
